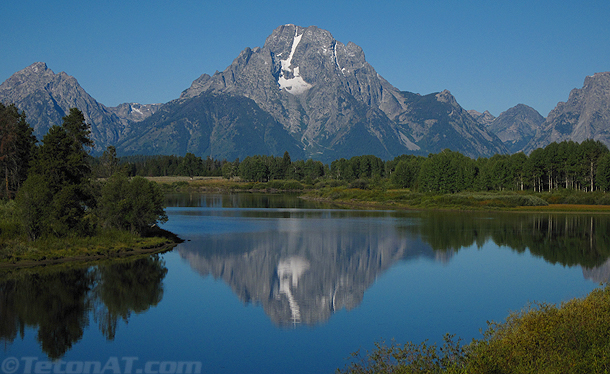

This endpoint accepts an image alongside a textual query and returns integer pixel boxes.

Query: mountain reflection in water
[176,208,610,327]
[177,216,434,327]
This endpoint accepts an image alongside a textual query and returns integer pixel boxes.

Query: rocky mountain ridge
[169,24,507,160]
[1,26,608,159]
[0,62,157,151]
[524,72,610,153]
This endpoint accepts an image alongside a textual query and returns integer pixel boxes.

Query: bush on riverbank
[339,285,610,373]
[537,190,610,205]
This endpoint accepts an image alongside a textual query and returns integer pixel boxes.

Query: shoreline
[300,195,610,213]
[152,177,610,213]
[0,226,184,270]
[0,240,179,270]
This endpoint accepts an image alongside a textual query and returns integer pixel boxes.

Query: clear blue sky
[2,0,609,117]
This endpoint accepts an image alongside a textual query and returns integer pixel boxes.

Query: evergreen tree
[17,108,94,238]
[0,103,36,199]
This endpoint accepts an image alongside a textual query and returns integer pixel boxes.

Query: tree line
[106,153,225,178]
[223,140,610,193]
[0,104,166,240]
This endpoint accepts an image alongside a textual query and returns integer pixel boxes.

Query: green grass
[305,188,550,210]
[338,285,610,373]
[0,229,172,264]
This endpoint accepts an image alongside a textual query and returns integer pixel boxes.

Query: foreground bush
[466,285,610,373]
[339,285,610,373]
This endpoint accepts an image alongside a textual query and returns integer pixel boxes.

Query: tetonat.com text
[1,357,202,374]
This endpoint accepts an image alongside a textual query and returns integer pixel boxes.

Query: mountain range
[1,25,609,160]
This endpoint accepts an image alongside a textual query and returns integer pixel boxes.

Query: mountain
[107,102,162,126]
[486,104,545,153]
[393,89,507,157]
[524,72,610,153]
[116,92,307,160]
[0,62,156,151]
[1,26,509,160]
[164,24,507,160]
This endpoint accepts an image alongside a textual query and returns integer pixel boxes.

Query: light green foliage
[391,156,423,188]
[465,285,610,373]
[339,285,610,374]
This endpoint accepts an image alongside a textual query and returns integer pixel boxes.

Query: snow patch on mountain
[277,28,312,95]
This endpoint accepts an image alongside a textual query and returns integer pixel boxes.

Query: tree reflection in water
[407,212,610,268]
[0,255,167,359]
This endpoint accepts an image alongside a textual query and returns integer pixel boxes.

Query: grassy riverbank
[150,177,610,212]
[0,200,181,268]
[339,284,610,373]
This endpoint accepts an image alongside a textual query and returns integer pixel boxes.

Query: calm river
[1,193,609,373]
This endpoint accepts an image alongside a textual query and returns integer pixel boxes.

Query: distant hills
[471,104,546,154]
[0,25,609,160]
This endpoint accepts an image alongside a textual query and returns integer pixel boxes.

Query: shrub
[265,180,286,190]
[466,285,610,373]
[283,180,304,190]
[98,174,167,234]
[349,179,369,190]
[339,285,610,373]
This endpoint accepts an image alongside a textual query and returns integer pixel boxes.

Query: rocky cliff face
[487,104,545,153]
[116,92,307,160]
[176,24,506,160]
[468,110,496,127]
[0,62,157,151]
[524,72,610,153]
[392,90,508,157]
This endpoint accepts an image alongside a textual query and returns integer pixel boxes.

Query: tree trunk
[591,161,594,192]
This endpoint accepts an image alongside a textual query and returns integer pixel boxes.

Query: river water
[1,193,608,373]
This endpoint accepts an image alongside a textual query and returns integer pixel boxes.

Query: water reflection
[407,212,610,268]
[165,192,336,209]
[4,193,610,362]
[177,216,434,327]
[175,204,610,327]
[0,255,167,359]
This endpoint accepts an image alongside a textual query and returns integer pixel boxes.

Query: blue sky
[2,0,609,116]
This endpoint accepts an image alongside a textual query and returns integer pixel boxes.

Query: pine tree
[0,103,36,199]
[17,108,94,238]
